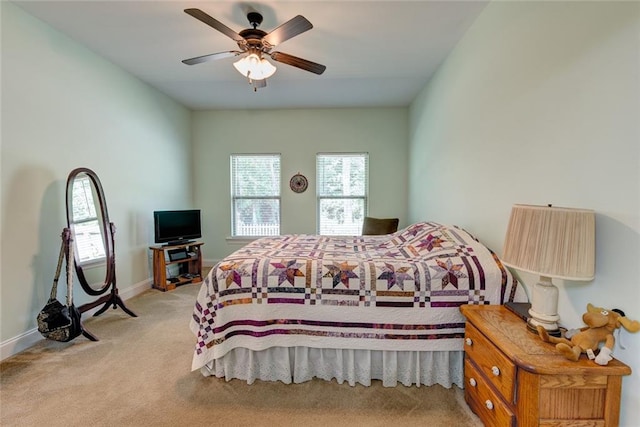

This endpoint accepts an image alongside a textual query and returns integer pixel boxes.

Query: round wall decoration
[289,173,308,193]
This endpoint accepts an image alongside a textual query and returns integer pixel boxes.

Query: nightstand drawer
[464,322,516,402]
[464,358,515,427]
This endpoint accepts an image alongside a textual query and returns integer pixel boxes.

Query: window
[317,153,368,235]
[231,154,281,237]
[70,176,106,265]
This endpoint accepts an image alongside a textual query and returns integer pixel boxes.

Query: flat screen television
[153,209,201,246]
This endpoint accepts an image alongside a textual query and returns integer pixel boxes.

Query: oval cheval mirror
[65,167,137,340]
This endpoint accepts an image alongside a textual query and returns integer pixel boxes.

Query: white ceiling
[13,0,489,110]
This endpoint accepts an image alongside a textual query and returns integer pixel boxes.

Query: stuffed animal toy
[537,303,640,365]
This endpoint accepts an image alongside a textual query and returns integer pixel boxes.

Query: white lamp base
[527,276,561,336]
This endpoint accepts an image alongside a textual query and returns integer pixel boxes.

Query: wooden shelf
[149,241,204,291]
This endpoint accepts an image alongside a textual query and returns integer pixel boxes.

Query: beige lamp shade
[502,204,595,281]
[502,204,595,334]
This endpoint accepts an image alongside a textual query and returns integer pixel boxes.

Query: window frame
[316,152,369,235]
[230,153,281,238]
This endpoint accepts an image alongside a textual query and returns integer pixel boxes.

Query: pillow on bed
[361,217,399,235]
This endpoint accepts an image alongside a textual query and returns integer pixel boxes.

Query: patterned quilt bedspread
[190,222,527,371]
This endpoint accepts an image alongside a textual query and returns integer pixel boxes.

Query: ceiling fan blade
[182,51,243,66]
[270,52,326,75]
[184,8,243,42]
[263,15,312,47]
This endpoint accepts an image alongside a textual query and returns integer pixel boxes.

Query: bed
[190,221,527,388]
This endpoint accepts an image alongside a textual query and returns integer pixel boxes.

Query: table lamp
[502,204,595,335]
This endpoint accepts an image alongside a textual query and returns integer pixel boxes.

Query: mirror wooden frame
[65,168,136,340]
[66,168,113,296]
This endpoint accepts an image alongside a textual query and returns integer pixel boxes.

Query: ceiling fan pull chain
[246,76,258,92]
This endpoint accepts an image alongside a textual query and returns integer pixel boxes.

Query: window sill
[78,257,106,268]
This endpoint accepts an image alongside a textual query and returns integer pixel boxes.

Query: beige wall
[192,108,409,263]
[408,2,639,424]
[1,2,192,355]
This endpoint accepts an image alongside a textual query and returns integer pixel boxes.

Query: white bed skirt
[200,347,464,388]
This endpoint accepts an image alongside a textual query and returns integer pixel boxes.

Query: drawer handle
[485,400,494,410]
[491,366,501,376]
[469,378,477,387]
[465,338,473,346]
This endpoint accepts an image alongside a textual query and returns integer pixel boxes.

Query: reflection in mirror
[71,174,106,264]
[82,266,108,288]
[71,173,108,294]
[65,168,137,341]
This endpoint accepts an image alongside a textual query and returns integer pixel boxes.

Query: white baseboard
[117,277,152,303]
[0,329,44,362]
[0,278,152,362]
[203,259,220,268]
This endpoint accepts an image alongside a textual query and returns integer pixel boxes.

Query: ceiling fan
[182,8,326,90]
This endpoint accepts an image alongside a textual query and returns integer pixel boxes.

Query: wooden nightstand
[460,305,631,427]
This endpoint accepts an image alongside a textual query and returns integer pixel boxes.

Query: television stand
[149,241,204,291]
[165,239,194,247]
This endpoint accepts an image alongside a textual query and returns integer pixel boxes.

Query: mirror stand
[77,319,99,341]
[66,167,137,341]
[57,229,100,342]
[77,222,137,331]
[78,290,137,319]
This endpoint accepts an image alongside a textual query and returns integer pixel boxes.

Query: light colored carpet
[0,283,482,426]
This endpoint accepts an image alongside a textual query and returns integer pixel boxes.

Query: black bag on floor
[37,230,82,342]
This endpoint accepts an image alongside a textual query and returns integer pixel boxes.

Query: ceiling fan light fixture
[233,53,276,80]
